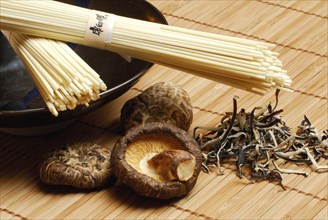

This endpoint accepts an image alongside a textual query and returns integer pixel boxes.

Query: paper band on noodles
[85,10,132,62]
[85,10,115,49]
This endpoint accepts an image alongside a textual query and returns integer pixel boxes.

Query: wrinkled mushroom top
[121,82,193,131]
[45,142,109,167]
[39,142,112,189]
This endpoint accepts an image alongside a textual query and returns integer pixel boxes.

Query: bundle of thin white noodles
[0,0,292,95]
[2,31,106,116]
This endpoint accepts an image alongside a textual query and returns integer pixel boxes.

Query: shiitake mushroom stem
[148,150,196,182]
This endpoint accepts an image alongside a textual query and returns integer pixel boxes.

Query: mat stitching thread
[0,208,28,220]
[1,145,217,220]
[1,136,328,220]
[292,89,327,100]
[170,204,217,220]
[5,141,328,204]
[72,123,328,203]
[162,12,327,58]
[256,0,328,19]
[193,106,226,116]
[284,187,328,201]
[131,88,327,104]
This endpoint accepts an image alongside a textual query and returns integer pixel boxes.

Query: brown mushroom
[111,122,202,199]
[120,82,193,132]
[39,142,112,189]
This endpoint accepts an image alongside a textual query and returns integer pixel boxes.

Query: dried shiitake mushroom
[39,142,112,189]
[120,82,193,132]
[111,122,202,199]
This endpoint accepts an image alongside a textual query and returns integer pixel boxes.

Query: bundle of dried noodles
[2,31,106,116]
[0,0,292,95]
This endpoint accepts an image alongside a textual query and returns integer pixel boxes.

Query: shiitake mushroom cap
[120,82,193,132]
[111,122,202,199]
[39,142,112,189]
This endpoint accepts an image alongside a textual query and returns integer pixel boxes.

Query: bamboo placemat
[1,0,327,219]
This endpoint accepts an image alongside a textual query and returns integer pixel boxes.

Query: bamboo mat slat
[1,0,328,219]
[314,202,328,220]
[166,0,327,55]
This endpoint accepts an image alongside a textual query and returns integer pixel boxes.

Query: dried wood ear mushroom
[194,92,328,189]
[111,122,202,199]
[39,142,112,189]
[120,82,193,132]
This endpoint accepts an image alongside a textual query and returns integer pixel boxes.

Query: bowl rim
[0,61,152,115]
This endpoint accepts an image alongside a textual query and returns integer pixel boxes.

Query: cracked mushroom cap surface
[111,122,202,199]
[120,82,193,132]
[39,142,112,189]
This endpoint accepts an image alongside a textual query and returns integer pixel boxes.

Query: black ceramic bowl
[0,0,167,135]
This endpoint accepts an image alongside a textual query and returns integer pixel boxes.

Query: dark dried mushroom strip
[39,142,112,189]
[194,91,327,188]
[121,82,193,132]
[111,122,202,199]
